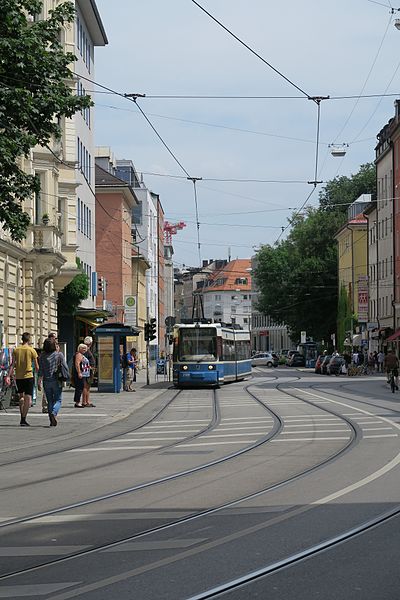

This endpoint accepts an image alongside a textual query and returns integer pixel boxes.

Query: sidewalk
[0,364,173,454]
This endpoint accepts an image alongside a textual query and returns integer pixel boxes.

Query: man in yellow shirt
[7,332,39,426]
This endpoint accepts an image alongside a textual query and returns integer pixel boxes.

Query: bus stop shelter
[94,323,140,393]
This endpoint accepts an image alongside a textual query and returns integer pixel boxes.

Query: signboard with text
[124,295,137,327]
[357,276,369,323]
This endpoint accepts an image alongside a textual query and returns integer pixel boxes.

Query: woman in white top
[73,344,90,408]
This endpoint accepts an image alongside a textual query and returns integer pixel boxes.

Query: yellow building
[335,213,368,342]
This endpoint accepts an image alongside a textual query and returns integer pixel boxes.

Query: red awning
[386,329,400,342]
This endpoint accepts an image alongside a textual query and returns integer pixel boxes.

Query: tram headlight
[182,365,188,371]
[208,365,215,370]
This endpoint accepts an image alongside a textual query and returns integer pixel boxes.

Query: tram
[172,322,252,387]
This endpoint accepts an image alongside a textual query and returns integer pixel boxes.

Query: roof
[78,0,108,46]
[95,164,128,187]
[204,259,252,293]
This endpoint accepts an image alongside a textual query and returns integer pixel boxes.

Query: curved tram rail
[0,379,363,585]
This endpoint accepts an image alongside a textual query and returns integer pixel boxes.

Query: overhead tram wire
[123,92,203,267]
[331,12,392,145]
[190,0,314,101]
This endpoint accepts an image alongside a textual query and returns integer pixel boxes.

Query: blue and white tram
[172,323,252,387]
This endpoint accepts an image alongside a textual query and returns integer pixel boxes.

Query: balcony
[25,224,63,254]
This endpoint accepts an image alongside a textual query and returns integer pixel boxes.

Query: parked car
[314,354,325,374]
[327,355,345,376]
[251,352,278,367]
[287,352,306,367]
[320,355,332,375]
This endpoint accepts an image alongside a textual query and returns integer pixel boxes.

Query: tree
[254,163,375,343]
[0,0,91,241]
[319,163,376,214]
[255,208,343,342]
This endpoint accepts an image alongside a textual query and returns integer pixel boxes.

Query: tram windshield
[179,327,217,362]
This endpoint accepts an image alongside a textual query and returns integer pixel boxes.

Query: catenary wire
[190,0,315,101]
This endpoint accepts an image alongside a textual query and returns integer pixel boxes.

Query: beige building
[0,0,106,349]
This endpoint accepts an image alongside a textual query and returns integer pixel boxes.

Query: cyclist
[384,350,399,390]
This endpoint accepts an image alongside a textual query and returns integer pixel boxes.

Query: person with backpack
[37,338,69,426]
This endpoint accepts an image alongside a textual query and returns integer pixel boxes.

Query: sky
[93,0,400,268]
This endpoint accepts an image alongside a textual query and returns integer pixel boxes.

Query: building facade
[95,163,138,320]
[202,259,252,329]
[375,122,394,337]
[0,0,106,350]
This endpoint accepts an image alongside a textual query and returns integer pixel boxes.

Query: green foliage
[254,164,375,344]
[0,0,92,241]
[57,263,89,316]
[319,163,376,213]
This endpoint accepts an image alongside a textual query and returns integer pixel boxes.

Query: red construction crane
[164,221,186,245]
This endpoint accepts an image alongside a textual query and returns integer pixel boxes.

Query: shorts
[15,378,34,396]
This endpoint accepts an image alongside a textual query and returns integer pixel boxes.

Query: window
[215,294,221,301]
[77,198,81,231]
[235,277,248,285]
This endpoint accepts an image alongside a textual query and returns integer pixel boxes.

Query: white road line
[362,427,393,431]
[102,438,181,443]
[270,437,350,442]
[200,433,266,438]
[281,429,350,434]
[145,425,209,429]
[221,418,272,422]
[156,420,209,424]
[284,423,342,428]
[283,415,339,419]
[125,430,199,435]
[363,434,398,438]
[353,421,386,425]
[179,441,257,447]
[68,446,161,452]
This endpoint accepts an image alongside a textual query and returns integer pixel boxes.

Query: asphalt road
[0,367,399,599]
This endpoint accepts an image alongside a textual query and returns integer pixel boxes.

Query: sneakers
[49,413,57,427]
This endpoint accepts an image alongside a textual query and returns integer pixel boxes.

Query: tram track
[310,379,400,416]
[0,387,181,468]
[184,504,400,600]
[0,379,364,584]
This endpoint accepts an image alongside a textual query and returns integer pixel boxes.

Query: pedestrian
[367,353,375,375]
[83,336,96,407]
[40,331,58,414]
[384,349,399,389]
[127,348,137,392]
[352,349,359,365]
[72,343,90,408]
[37,338,68,426]
[377,350,384,373]
[373,351,378,372]
[6,332,38,427]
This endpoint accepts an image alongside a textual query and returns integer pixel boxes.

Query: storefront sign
[357,276,368,323]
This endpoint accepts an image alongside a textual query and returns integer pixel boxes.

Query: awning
[75,307,113,328]
[386,329,400,342]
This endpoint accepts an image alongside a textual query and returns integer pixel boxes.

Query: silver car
[251,352,278,367]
